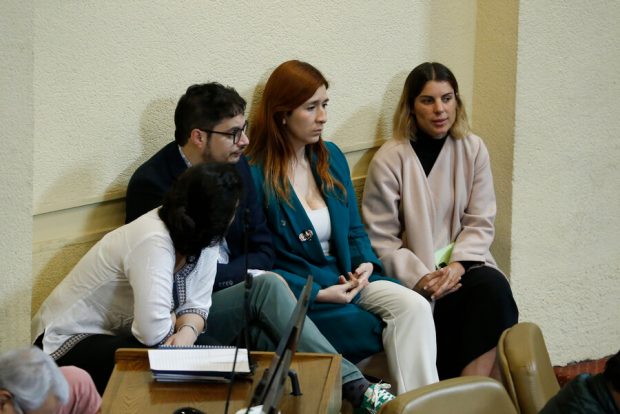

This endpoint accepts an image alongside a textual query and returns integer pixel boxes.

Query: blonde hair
[393,62,470,140]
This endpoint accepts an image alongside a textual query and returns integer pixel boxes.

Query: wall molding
[32,140,385,219]
[34,188,127,216]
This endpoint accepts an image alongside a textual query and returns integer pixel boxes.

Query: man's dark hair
[174,83,246,146]
[158,163,242,256]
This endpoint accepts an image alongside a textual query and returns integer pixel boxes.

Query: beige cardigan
[362,134,499,289]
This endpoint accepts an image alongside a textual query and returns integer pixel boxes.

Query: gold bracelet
[178,324,198,338]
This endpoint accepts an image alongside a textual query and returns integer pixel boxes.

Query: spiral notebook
[148,346,251,382]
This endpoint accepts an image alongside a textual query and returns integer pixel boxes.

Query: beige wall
[32,1,476,213]
[29,0,477,320]
[0,0,34,349]
[472,0,519,275]
[510,0,620,363]
[2,0,618,366]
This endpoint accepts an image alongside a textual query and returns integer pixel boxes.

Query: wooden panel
[102,350,341,414]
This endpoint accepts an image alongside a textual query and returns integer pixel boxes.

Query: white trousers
[357,280,439,394]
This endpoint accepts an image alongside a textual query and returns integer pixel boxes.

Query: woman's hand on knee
[414,263,463,300]
[350,262,373,284]
[316,278,364,304]
[429,262,464,300]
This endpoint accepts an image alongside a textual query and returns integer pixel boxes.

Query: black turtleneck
[410,132,480,271]
[410,131,447,176]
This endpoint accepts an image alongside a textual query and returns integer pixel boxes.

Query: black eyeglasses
[201,121,248,145]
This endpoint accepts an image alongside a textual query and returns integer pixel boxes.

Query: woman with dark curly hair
[32,163,242,394]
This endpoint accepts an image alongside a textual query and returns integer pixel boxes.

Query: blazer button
[281,220,287,227]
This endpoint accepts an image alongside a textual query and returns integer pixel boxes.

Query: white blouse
[31,209,219,359]
[306,206,332,256]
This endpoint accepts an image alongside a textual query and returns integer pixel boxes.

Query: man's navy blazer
[125,142,274,291]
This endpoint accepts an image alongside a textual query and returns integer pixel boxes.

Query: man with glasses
[126,83,270,293]
[125,83,392,413]
[126,82,276,336]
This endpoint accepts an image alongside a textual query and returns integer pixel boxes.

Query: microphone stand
[224,208,256,414]
[243,208,255,370]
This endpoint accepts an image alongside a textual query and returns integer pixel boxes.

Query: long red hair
[247,60,345,203]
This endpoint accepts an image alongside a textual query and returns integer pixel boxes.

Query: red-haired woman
[246,60,439,399]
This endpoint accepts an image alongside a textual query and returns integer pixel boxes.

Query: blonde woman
[363,62,518,380]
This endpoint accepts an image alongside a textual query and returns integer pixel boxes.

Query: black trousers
[434,265,519,379]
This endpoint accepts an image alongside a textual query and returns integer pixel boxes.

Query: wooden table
[101,349,342,414]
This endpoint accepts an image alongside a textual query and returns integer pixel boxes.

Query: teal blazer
[249,141,399,362]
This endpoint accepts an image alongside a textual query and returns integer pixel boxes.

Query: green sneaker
[356,382,395,414]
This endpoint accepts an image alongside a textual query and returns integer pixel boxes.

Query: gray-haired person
[0,346,101,414]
